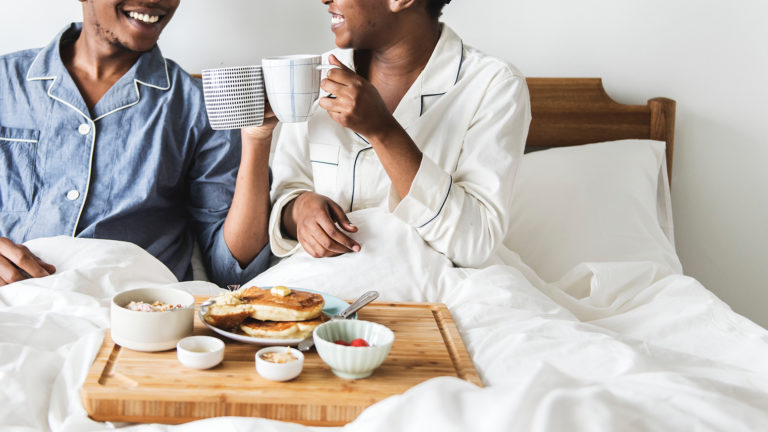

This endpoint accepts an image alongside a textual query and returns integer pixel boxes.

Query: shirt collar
[327,24,464,99]
[418,24,464,98]
[26,22,171,120]
[326,23,464,130]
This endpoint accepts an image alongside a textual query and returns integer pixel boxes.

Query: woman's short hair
[426,0,452,19]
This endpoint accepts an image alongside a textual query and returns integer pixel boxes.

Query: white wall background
[1,1,766,327]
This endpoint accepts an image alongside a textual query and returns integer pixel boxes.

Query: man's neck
[64,28,141,82]
[61,26,142,110]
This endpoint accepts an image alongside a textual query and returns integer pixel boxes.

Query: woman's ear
[389,0,419,13]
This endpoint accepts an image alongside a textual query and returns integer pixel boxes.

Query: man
[0,0,277,286]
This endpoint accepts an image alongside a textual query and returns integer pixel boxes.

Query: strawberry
[349,338,369,347]
[334,339,349,346]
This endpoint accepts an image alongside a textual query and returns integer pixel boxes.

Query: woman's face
[81,0,180,53]
[320,0,392,49]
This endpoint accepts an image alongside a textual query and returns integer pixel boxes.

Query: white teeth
[128,11,160,24]
[331,14,345,25]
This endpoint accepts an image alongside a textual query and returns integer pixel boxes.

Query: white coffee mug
[262,55,323,123]
[202,65,265,130]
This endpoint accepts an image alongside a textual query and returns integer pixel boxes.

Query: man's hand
[241,101,279,142]
[0,237,56,286]
[289,192,361,258]
[318,55,398,140]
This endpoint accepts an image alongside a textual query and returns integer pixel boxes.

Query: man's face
[81,0,180,53]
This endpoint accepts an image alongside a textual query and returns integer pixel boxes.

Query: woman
[269,0,530,268]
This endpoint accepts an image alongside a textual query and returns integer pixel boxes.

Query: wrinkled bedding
[2,209,768,431]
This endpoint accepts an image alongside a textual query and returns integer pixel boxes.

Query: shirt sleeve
[187,127,271,286]
[267,122,313,257]
[389,75,532,267]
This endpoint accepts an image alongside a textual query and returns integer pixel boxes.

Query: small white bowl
[176,336,225,369]
[255,346,304,381]
[313,320,394,379]
[110,287,194,352]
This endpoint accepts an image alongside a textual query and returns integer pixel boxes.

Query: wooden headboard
[525,78,676,180]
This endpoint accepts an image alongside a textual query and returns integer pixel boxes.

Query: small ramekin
[255,346,304,381]
[176,336,225,369]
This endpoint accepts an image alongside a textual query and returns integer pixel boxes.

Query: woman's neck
[360,21,441,82]
[356,20,440,113]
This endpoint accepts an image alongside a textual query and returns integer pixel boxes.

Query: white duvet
[2,208,768,432]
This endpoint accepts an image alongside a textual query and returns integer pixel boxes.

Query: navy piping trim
[350,146,374,212]
[418,40,464,117]
[454,40,464,85]
[419,92,447,117]
[310,160,338,166]
[418,175,453,229]
[354,132,370,144]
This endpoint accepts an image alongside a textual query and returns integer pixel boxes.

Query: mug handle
[316,64,342,71]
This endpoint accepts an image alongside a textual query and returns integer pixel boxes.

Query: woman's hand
[0,237,56,285]
[286,192,361,258]
[318,55,398,140]
[241,101,279,142]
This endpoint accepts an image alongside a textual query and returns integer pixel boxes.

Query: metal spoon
[197,298,216,309]
[297,290,380,352]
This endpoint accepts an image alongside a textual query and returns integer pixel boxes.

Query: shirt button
[78,124,91,135]
[66,190,80,201]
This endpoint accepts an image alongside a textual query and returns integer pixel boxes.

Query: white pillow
[504,139,682,282]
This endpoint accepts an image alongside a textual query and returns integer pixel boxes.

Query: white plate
[198,287,353,346]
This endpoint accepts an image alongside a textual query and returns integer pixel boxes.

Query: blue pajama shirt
[0,23,270,285]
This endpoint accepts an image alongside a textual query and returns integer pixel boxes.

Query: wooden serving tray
[80,300,482,426]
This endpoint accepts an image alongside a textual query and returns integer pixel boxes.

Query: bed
[3,78,768,432]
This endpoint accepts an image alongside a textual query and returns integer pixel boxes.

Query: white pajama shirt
[268,25,531,268]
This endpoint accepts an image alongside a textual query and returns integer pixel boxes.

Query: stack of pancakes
[203,286,327,339]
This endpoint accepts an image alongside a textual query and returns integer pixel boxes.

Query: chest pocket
[309,143,339,197]
[0,126,39,213]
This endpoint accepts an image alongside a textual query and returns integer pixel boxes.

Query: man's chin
[111,38,158,54]
[92,23,158,55]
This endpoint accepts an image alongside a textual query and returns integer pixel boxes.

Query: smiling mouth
[122,9,167,25]
[331,13,345,26]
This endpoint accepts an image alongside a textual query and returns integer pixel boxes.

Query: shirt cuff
[268,189,311,257]
[390,155,453,229]
[207,228,272,286]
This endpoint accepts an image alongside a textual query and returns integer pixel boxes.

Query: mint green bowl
[313,320,394,379]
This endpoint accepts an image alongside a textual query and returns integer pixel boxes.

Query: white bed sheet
[2,209,768,431]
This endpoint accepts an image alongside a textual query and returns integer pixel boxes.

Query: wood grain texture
[525,78,676,180]
[80,300,481,426]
